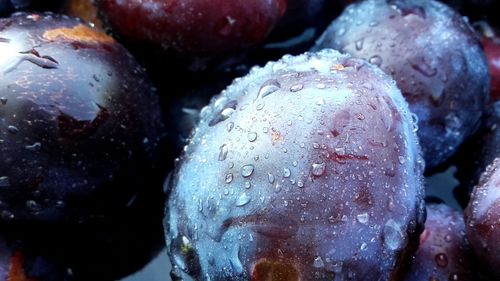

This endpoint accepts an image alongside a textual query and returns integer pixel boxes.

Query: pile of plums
[0,0,498,280]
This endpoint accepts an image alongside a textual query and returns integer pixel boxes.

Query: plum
[0,12,164,223]
[165,49,425,280]
[313,0,490,171]
[464,157,500,278]
[454,101,499,207]
[477,24,500,101]
[404,203,474,281]
[96,0,287,58]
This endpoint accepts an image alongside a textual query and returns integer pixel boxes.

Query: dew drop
[25,142,41,151]
[355,39,364,51]
[241,164,254,178]
[7,125,18,134]
[435,253,448,268]
[360,242,368,250]
[247,132,257,142]
[268,173,275,184]
[290,84,304,92]
[312,162,326,176]
[398,156,406,164]
[219,144,228,161]
[283,168,291,178]
[0,97,7,105]
[258,79,280,99]
[225,173,233,183]
[368,55,382,67]
[383,219,405,251]
[235,192,251,207]
[356,213,369,224]
[313,256,325,268]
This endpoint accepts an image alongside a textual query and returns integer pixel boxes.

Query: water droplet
[316,83,326,89]
[25,142,41,151]
[7,125,18,134]
[219,144,228,161]
[290,84,304,92]
[369,21,378,27]
[356,113,365,120]
[247,132,257,142]
[235,192,251,207]
[313,256,325,268]
[297,180,304,188]
[25,200,40,211]
[312,162,326,176]
[444,235,452,242]
[227,122,234,132]
[209,100,237,126]
[258,79,280,99]
[337,28,346,36]
[0,176,10,187]
[356,213,369,224]
[355,39,364,50]
[241,164,254,178]
[398,156,406,164]
[435,253,448,268]
[360,242,368,250]
[225,173,233,183]
[368,55,382,67]
[268,173,275,184]
[283,168,291,178]
[383,219,405,251]
[0,97,7,105]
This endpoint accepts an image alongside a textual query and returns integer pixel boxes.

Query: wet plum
[464,157,500,278]
[479,26,500,101]
[404,203,474,281]
[313,0,490,171]
[96,0,287,58]
[0,12,164,223]
[165,50,425,280]
[454,101,499,207]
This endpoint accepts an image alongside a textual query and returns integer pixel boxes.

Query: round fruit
[165,49,425,280]
[0,12,164,223]
[97,0,287,57]
[464,157,500,278]
[313,0,490,171]
[404,203,474,281]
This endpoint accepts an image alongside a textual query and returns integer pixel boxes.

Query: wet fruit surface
[464,157,500,278]
[404,203,473,281]
[165,50,425,280]
[313,0,490,171]
[97,0,287,57]
[0,12,164,222]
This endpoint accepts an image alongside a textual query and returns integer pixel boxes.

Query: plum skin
[0,12,164,223]
[464,157,500,278]
[165,50,425,280]
[97,0,287,57]
[404,203,473,281]
[314,0,490,171]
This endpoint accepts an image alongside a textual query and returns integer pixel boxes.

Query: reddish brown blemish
[8,252,37,281]
[251,258,299,281]
[43,24,114,44]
